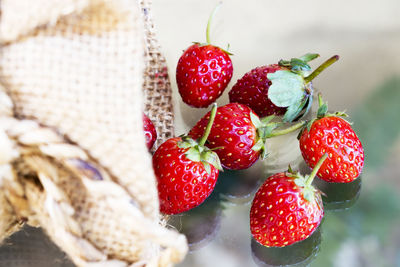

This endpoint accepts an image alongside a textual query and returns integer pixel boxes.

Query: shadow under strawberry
[167,189,222,251]
[314,176,362,211]
[213,161,265,205]
[251,226,321,267]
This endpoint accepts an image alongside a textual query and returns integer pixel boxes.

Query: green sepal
[283,97,308,122]
[290,58,312,72]
[250,112,263,129]
[296,119,314,140]
[278,53,319,72]
[333,111,348,117]
[259,123,278,140]
[306,119,315,132]
[287,165,294,174]
[303,187,315,202]
[294,177,306,187]
[192,41,207,47]
[302,93,314,119]
[177,137,198,148]
[260,147,269,160]
[224,43,234,55]
[178,136,223,173]
[261,115,275,124]
[267,70,305,108]
[203,162,211,175]
[294,175,317,203]
[317,103,328,118]
[250,114,280,159]
[251,138,264,152]
[202,149,223,171]
[185,147,201,162]
[299,53,320,63]
[191,42,233,56]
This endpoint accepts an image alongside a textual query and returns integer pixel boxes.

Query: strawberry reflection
[314,176,362,211]
[251,226,321,267]
[298,160,362,211]
[214,160,264,205]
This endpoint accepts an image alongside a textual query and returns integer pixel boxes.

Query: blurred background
[0,1,399,267]
[150,0,400,267]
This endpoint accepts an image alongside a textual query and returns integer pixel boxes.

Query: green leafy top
[268,71,305,108]
[278,53,320,73]
[286,154,328,202]
[250,113,278,159]
[178,103,222,174]
[179,136,222,174]
[267,54,339,123]
[299,94,349,138]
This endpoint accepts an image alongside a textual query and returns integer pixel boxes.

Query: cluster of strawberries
[144,8,365,249]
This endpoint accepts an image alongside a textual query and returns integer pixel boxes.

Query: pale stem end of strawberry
[305,154,328,186]
[304,55,339,84]
[199,103,218,146]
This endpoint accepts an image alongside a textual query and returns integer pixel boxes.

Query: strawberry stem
[318,93,324,108]
[268,120,306,138]
[199,103,218,146]
[206,2,222,44]
[304,55,339,84]
[305,154,328,186]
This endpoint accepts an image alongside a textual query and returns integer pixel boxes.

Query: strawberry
[143,113,157,150]
[153,104,222,214]
[189,103,305,170]
[250,155,327,247]
[229,54,339,122]
[176,5,233,108]
[299,95,364,183]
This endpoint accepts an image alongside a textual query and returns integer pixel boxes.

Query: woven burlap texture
[0,0,187,266]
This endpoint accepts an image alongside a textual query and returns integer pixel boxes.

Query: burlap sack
[0,0,187,266]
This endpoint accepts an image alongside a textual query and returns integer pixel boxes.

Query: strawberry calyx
[300,93,349,137]
[268,55,339,123]
[287,154,328,202]
[278,53,320,74]
[179,103,222,173]
[250,113,277,159]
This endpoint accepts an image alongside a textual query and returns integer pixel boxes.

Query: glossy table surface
[1,0,400,266]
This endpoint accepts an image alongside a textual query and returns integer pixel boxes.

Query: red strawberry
[229,65,287,117]
[143,113,157,150]
[176,6,233,108]
[189,103,305,170]
[229,54,339,122]
[153,104,222,214]
[250,155,327,247]
[299,95,364,183]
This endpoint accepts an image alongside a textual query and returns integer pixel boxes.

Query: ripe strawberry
[143,113,156,150]
[176,6,233,108]
[229,65,287,117]
[189,103,305,170]
[153,104,222,214]
[299,95,364,183]
[250,155,327,247]
[229,54,339,122]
